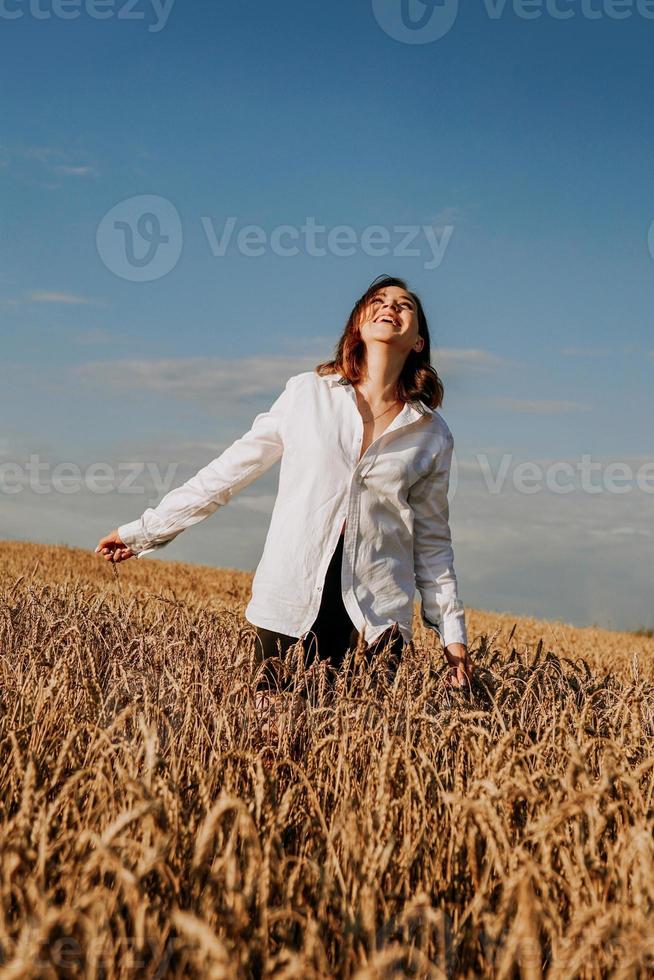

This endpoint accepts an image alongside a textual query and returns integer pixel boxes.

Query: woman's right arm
[98,374,298,561]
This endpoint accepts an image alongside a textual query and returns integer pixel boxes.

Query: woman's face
[358,286,422,354]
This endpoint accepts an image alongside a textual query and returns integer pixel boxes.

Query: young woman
[96,275,475,701]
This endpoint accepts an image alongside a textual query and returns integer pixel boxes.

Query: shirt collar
[320,371,435,417]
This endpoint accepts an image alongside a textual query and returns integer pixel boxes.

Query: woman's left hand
[95,529,135,563]
[443,642,475,690]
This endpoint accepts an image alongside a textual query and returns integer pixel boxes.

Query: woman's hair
[314,274,445,410]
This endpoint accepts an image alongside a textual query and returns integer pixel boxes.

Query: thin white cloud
[487,396,592,414]
[599,526,653,538]
[71,355,322,403]
[4,145,99,181]
[435,348,516,371]
[70,348,511,404]
[28,291,92,305]
[53,164,99,178]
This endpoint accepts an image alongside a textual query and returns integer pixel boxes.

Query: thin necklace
[362,402,401,423]
[356,388,402,424]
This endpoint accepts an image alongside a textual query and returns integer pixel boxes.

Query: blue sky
[1,0,653,634]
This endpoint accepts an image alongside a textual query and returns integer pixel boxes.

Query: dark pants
[252,532,404,692]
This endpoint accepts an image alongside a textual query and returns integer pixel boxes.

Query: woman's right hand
[95,529,135,563]
[443,643,475,691]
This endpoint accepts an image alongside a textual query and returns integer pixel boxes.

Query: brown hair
[314,274,444,410]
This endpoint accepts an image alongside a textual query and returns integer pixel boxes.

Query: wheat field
[1,539,653,979]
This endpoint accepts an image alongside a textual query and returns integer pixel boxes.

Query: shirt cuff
[441,617,468,648]
[117,520,158,559]
[420,606,468,648]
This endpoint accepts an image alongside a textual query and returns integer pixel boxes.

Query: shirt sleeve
[117,374,297,559]
[408,430,468,648]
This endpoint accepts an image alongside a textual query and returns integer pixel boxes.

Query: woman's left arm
[115,375,298,559]
[408,431,474,688]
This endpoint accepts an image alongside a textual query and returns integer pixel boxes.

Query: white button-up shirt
[117,370,468,648]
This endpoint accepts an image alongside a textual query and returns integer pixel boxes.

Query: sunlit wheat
[1,540,653,978]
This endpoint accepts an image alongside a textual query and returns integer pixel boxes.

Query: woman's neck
[355,355,404,406]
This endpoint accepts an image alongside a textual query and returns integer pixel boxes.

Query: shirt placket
[310,381,424,636]
[308,387,362,613]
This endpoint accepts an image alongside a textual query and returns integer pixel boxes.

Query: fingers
[96,531,117,550]
[96,545,133,562]
[445,661,474,690]
[95,525,133,561]
[95,530,127,557]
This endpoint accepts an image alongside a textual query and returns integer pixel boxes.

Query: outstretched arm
[110,374,297,559]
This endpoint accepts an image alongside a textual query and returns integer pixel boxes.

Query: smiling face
[358,285,424,356]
